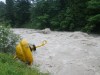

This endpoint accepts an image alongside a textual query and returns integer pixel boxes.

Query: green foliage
[36,14,49,29]
[31,0,60,29]
[15,0,31,26]
[88,14,100,22]
[5,0,31,27]
[0,24,20,53]
[5,0,15,27]
[50,0,87,31]
[0,1,5,22]
[0,0,99,33]
[50,20,59,30]
[85,0,100,33]
[87,0,100,9]
[0,53,49,75]
[59,8,74,31]
[82,24,95,33]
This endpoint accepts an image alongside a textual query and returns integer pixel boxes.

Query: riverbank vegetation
[0,0,99,33]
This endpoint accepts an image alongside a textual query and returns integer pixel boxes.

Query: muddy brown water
[13,28,100,75]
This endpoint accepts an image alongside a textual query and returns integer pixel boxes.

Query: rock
[41,28,51,34]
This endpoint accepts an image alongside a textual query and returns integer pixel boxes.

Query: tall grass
[0,53,49,75]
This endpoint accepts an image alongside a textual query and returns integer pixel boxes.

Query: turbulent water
[13,28,100,75]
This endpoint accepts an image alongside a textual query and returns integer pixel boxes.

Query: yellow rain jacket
[15,39,33,65]
[14,39,47,65]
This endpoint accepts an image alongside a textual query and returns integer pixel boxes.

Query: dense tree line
[0,1,5,22]
[0,0,100,33]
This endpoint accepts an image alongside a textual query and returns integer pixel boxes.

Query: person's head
[29,44,36,52]
[32,44,36,51]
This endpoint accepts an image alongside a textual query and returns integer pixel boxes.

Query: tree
[66,0,88,31]
[6,0,15,26]
[85,0,100,32]
[15,0,31,27]
[31,0,61,29]
[0,1,5,22]
[50,0,88,31]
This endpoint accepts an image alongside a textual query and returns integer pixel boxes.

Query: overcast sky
[0,0,5,3]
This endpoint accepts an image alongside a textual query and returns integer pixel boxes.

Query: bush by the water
[0,24,20,53]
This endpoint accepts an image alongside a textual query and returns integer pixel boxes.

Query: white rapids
[13,28,100,75]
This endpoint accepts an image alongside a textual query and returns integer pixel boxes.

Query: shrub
[0,24,20,53]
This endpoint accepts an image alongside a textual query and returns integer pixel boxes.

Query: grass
[0,53,49,75]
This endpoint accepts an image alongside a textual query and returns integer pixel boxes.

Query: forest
[0,0,100,33]
[0,0,100,75]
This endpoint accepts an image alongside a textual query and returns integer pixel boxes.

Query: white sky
[0,0,5,3]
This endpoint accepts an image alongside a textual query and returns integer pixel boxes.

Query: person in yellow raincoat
[14,39,33,65]
[14,39,47,65]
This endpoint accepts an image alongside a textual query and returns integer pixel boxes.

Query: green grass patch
[0,53,49,75]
